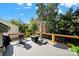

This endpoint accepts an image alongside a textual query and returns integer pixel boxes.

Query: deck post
[52,34,55,43]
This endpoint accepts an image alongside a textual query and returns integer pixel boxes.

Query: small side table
[31,35,39,42]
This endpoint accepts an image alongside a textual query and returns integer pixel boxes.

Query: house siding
[0,20,19,40]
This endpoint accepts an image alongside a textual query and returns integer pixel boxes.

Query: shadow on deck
[32,39,48,46]
[53,43,68,50]
[21,42,32,50]
[3,45,13,56]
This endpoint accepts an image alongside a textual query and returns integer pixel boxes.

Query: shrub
[70,45,79,55]
[24,32,32,37]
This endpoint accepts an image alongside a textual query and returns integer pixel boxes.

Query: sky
[0,3,79,23]
[0,3,37,23]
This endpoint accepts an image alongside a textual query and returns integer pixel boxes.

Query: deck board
[3,38,76,56]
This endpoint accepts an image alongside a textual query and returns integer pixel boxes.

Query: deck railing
[9,33,24,40]
[36,32,79,43]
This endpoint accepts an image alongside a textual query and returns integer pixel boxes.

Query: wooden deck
[3,38,76,56]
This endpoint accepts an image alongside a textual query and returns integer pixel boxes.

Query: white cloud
[35,7,38,10]
[17,3,32,10]
[58,9,64,14]
[60,3,77,8]
[17,3,24,5]
[23,3,32,9]
[26,3,32,6]
[24,6,31,9]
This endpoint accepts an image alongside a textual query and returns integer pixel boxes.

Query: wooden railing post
[52,34,55,43]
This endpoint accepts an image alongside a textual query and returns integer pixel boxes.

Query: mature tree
[36,3,59,33]
[73,8,79,16]
[36,4,46,21]
[57,7,74,35]
[29,18,39,35]
[72,8,79,35]
[44,4,59,33]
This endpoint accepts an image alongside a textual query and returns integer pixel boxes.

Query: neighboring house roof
[0,20,19,34]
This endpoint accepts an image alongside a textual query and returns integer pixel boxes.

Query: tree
[36,4,46,21]
[29,18,39,35]
[36,3,59,33]
[10,19,28,33]
[44,4,59,33]
[72,8,79,35]
[57,7,74,35]
[10,19,22,26]
[36,3,79,35]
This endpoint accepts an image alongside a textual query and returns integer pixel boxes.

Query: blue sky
[0,3,79,23]
[58,3,79,14]
[0,3,37,23]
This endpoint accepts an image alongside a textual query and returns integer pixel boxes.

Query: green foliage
[9,18,39,37]
[36,3,59,33]
[10,19,28,33]
[10,19,22,26]
[24,32,32,37]
[36,4,46,20]
[26,28,32,32]
[36,3,79,36]
[70,45,79,55]
[29,18,39,35]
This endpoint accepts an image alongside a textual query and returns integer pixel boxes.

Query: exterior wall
[7,23,19,40]
[0,20,19,40]
[0,33,4,56]
[8,25,19,34]
[8,26,19,40]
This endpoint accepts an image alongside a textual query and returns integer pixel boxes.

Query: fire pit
[31,35,39,42]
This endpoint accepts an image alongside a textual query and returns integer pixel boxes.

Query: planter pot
[31,35,39,42]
